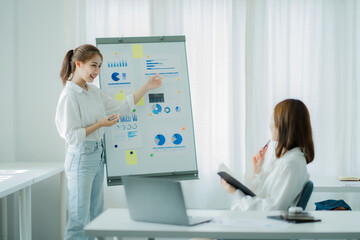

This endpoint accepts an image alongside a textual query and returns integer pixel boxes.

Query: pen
[108,116,117,121]
[263,140,270,149]
[260,140,270,154]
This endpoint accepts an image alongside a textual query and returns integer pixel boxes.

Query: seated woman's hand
[220,178,236,195]
[252,145,268,176]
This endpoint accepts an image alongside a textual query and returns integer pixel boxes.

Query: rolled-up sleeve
[55,95,86,145]
[101,91,136,115]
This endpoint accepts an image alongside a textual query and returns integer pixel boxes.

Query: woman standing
[56,44,162,239]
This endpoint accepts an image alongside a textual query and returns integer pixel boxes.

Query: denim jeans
[64,141,105,240]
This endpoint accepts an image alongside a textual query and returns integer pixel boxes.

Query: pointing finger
[153,73,160,79]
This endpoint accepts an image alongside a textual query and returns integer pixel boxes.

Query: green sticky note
[132,44,144,58]
[125,150,137,165]
[114,93,125,101]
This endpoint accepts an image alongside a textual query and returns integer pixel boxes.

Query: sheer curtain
[245,0,360,178]
[75,0,360,209]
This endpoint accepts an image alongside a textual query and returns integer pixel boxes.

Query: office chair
[296,180,313,210]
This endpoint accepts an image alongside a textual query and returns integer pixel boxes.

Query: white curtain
[75,0,360,209]
[245,0,360,177]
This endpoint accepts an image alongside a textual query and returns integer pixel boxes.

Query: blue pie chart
[155,134,166,146]
[111,72,120,81]
[172,133,183,145]
[152,104,162,114]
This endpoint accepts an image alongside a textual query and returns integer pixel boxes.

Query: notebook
[122,176,212,226]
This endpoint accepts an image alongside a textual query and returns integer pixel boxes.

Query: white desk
[0,162,64,240]
[84,208,360,239]
[311,176,360,192]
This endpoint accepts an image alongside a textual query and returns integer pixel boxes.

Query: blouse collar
[66,81,86,93]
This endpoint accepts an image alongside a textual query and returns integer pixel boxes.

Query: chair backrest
[296,180,313,209]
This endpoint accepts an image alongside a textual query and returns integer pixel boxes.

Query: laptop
[122,176,212,226]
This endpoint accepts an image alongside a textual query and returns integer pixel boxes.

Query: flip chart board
[96,36,198,185]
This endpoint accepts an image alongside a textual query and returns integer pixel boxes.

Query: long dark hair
[60,44,103,86]
[273,99,314,164]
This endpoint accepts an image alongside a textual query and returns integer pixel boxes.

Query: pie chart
[152,104,162,114]
[155,134,166,146]
[172,133,183,145]
[111,72,120,81]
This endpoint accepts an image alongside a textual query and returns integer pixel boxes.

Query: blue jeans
[64,141,105,240]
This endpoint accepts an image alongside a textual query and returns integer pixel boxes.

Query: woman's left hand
[146,73,163,90]
[220,178,236,195]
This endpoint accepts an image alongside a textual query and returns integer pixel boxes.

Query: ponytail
[60,50,75,86]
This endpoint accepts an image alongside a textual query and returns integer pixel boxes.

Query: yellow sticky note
[132,45,144,58]
[125,150,137,165]
[114,93,126,101]
[133,91,144,105]
[137,96,145,105]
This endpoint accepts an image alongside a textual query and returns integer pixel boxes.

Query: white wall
[0,0,17,236]
[0,0,75,239]
[0,0,15,162]
[15,2,66,161]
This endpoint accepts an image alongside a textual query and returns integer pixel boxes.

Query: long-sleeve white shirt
[55,81,135,145]
[231,146,309,211]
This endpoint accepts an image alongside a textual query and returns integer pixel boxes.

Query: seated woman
[221,99,314,211]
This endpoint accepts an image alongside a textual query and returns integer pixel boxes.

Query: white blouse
[55,81,135,145]
[231,146,309,211]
